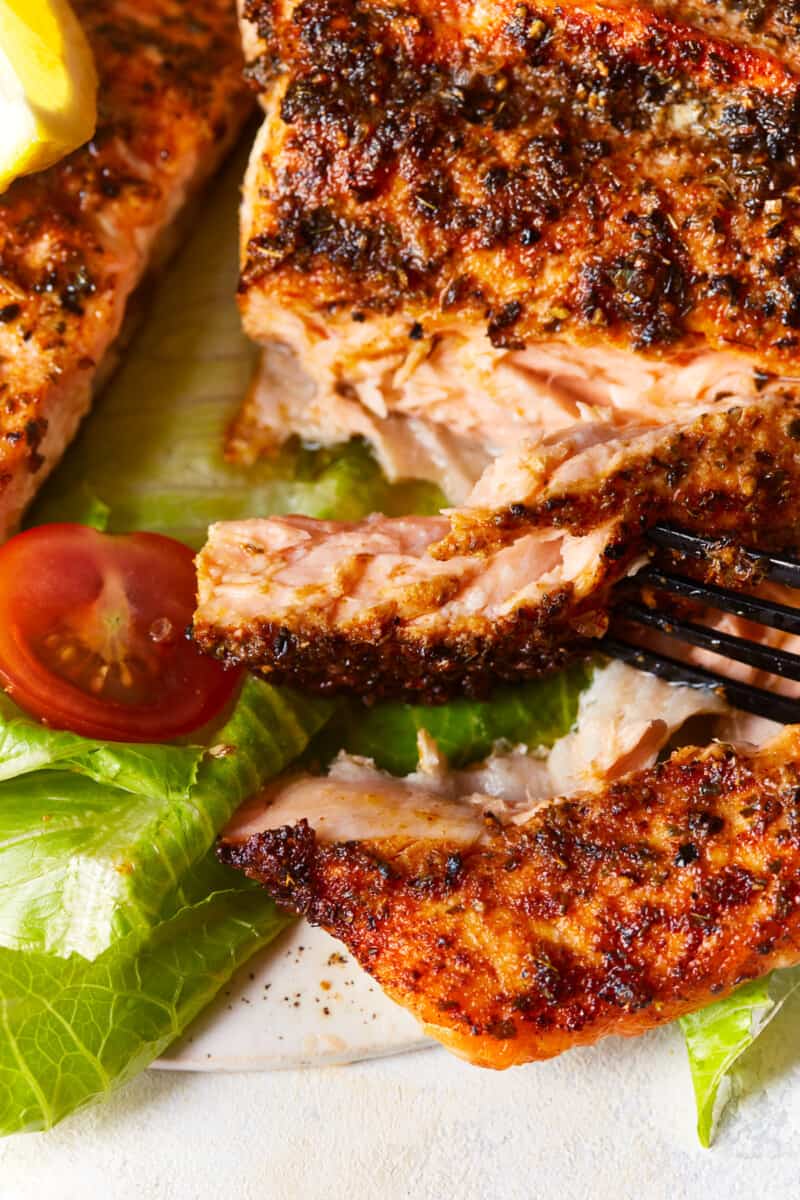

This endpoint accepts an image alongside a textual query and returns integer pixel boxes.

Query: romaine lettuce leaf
[0,856,290,1136]
[0,690,202,793]
[0,672,326,1134]
[315,663,593,776]
[681,966,800,1146]
[28,150,442,547]
[0,679,330,960]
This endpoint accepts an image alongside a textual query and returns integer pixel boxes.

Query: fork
[604,525,800,724]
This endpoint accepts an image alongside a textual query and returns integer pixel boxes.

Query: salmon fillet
[193,391,800,700]
[233,0,800,478]
[0,0,251,540]
[200,0,800,696]
[220,718,800,1069]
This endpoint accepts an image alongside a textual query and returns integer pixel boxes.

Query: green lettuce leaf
[681,966,800,1146]
[314,662,593,776]
[0,690,202,793]
[0,856,291,1136]
[28,150,442,548]
[0,679,330,960]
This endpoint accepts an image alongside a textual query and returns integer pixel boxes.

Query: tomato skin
[0,524,243,742]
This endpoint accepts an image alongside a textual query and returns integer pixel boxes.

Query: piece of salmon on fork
[192,0,800,698]
[0,0,252,541]
[193,392,800,701]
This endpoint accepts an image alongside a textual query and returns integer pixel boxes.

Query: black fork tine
[648,524,800,588]
[635,567,800,636]
[616,601,800,681]
[603,526,800,723]
[603,637,800,725]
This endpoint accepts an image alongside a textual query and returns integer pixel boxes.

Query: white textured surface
[4,992,800,1198]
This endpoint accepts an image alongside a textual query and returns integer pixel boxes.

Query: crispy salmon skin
[0,0,251,539]
[220,727,800,1068]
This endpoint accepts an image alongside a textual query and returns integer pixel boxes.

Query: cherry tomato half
[0,523,242,742]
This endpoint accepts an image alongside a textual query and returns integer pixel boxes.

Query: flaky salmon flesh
[219,671,800,1069]
[0,0,251,540]
[232,0,800,493]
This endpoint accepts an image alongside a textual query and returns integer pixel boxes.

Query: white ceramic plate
[156,922,430,1070]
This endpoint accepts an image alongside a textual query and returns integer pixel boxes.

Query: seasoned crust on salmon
[234,0,800,473]
[240,0,800,352]
[219,724,800,1069]
[193,393,800,701]
[0,0,251,540]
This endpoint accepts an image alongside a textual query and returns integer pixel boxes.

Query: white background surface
[3,998,800,1200]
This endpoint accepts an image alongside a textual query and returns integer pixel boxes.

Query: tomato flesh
[0,524,242,742]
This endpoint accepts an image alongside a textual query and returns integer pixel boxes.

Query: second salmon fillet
[0,0,251,540]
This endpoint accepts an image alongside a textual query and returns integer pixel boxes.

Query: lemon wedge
[0,0,97,194]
